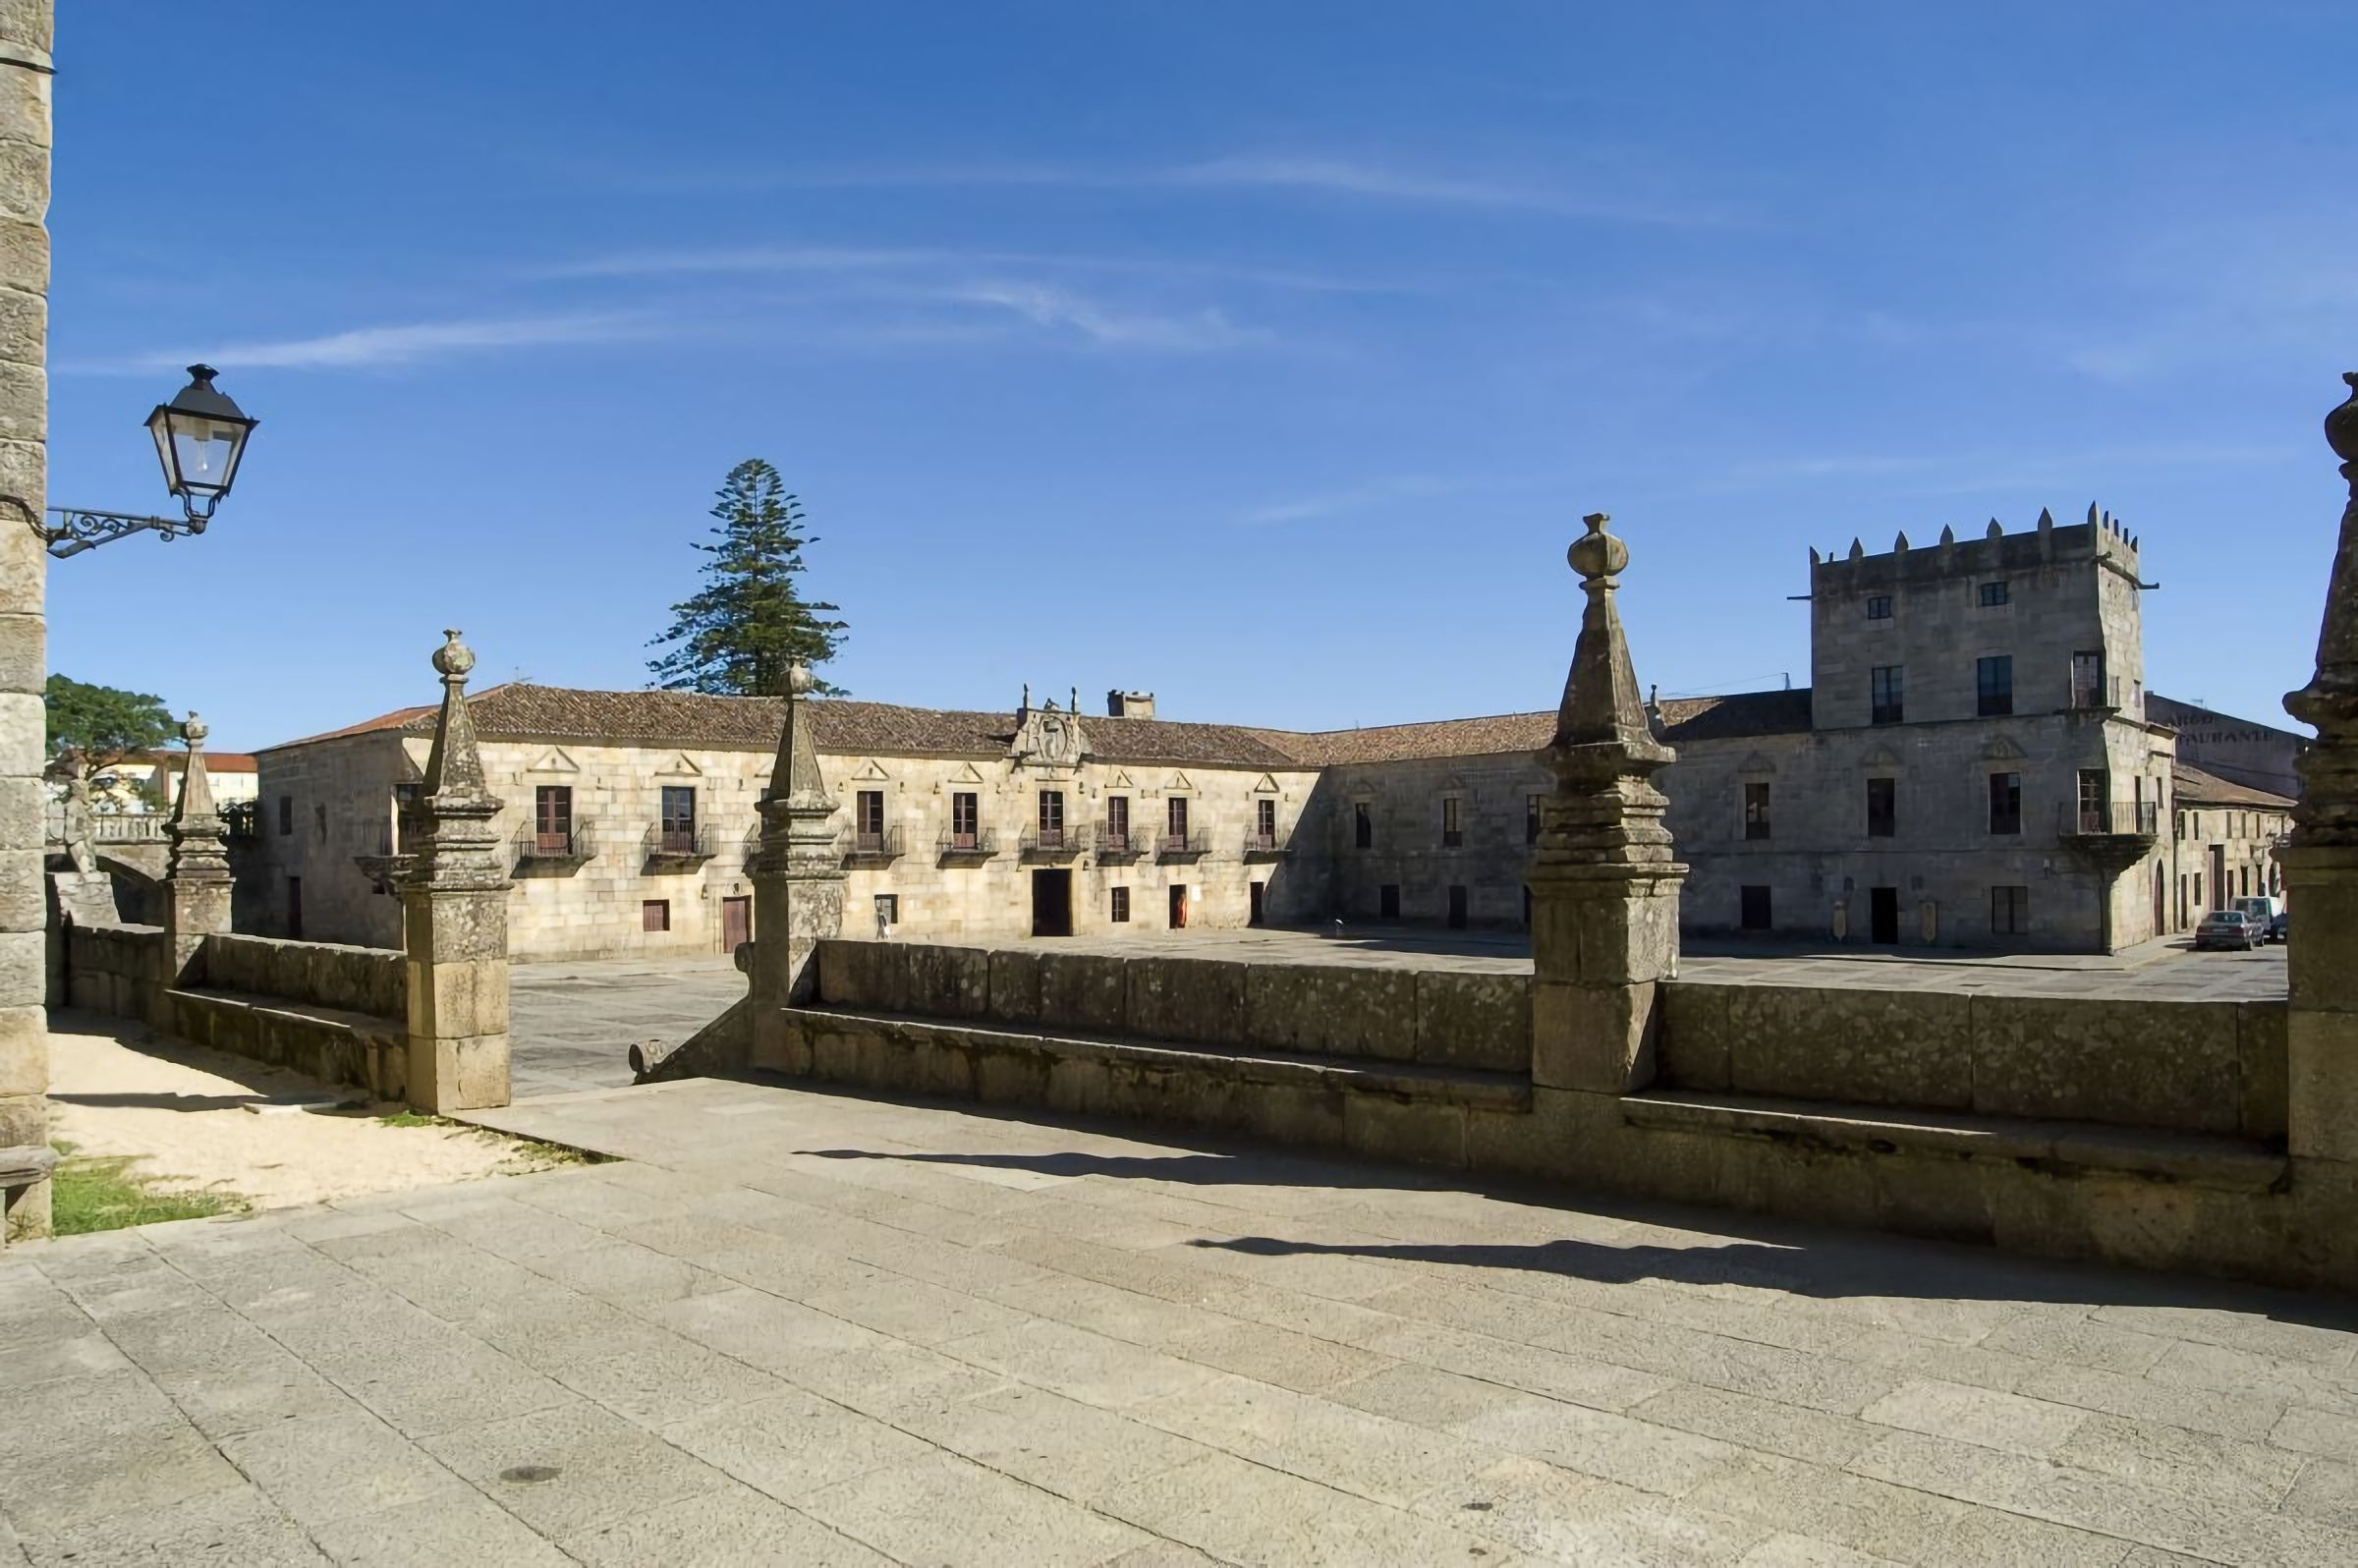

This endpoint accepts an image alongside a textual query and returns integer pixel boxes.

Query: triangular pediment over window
[948,761,986,785]
[1738,751,1775,776]
[1106,768,1137,791]
[1981,736,2027,761]
[654,753,703,778]
[1168,770,1196,794]
[1251,773,1280,795]
[851,758,891,782]
[529,747,579,774]
[1862,745,1903,772]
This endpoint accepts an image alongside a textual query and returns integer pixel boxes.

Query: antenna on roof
[1783,671,1791,690]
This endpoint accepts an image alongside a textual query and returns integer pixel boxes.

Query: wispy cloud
[1712,441,2291,500]
[79,311,658,373]
[1236,476,1467,527]
[530,241,1399,296]
[587,150,1736,226]
[949,282,1260,352]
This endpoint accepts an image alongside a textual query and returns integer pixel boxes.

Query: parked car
[2236,895,2284,931]
[2194,910,2268,951]
[2271,910,2289,943]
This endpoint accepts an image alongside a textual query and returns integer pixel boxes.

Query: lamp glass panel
[161,412,247,496]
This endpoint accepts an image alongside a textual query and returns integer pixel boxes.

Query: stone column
[2283,373,2358,1180]
[0,4,49,1246]
[154,712,232,1027]
[1528,514,1687,1093]
[750,659,843,1032]
[399,632,511,1112]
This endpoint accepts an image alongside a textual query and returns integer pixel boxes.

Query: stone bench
[1620,1089,2287,1194]
[0,1144,54,1191]
[760,1004,1532,1168]
[168,988,408,1104]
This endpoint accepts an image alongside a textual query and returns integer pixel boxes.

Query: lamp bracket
[0,495,209,559]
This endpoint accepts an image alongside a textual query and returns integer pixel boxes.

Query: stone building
[248,685,1327,961]
[2169,759,2292,924]
[2149,694,2307,802]
[253,509,2280,959]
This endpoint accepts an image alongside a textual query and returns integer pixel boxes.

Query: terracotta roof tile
[1286,689,1813,766]
[2172,761,2295,811]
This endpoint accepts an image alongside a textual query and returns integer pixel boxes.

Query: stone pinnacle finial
[1544,511,1672,783]
[432,629,475,680]
[421,628,490,806]
[786,658,814,698]
[181,711,207,749]
[166,711,227,880]
[765,657,831,809]
[2328,371,2358,467]
[2285,371,2358,846]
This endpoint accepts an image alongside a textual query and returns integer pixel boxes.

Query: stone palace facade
[246,509,2291,959]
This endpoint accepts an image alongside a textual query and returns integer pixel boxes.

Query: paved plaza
[511,958,747,1098]
[5,1071,2354,1565]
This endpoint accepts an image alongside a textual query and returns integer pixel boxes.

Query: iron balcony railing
[1241,829,1290,858]
[644,822,715,862]
[1157,828,1210,859]
[1095,822,1146,858]
[1019,823,1087,858]
[936,826,999,860]
[517,818,595,865]
[843,824,905,863]
[2059,800,2160,838]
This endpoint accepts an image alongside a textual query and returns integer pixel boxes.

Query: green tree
[44,674,175,787]
[647,459,849,696]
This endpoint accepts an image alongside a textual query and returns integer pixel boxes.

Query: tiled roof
[150,752,259,773]
[1285,689,1815,766]
[2172,761,2295,811]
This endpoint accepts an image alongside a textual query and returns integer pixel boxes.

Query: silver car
[2194,910,2267,951]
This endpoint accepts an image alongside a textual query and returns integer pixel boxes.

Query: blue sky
[45,2,2354,750]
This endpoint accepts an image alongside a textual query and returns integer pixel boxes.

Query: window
[1866,595,1892,621]
[1991,885,2029,935]
[2070,650,2105,709]
[1867,776,1896,838]
[1740,885,1771,930]
[1989,772,2022,835]
[659,785,697,854]
[1254,798,1276,848]
[873,894,898,928]
[1871,665,1903,725]
[534,785,574,852]
[951,791,980,849]
[857,790,884,835]
[1166,795,1189,845]
[1105,794,1129,849]
[1977,655,2013,717]
[278,795,294,836]
[1038,789,1065,847]
[2076,768,2108,834]
[1979,581,2009,607]
[1441,796,1463,848]
[1354,801,1373,849]
[1109,886,1130,924]
[1526,795,1544,845]
[1743,781,1771,841]
[642,899,671,932]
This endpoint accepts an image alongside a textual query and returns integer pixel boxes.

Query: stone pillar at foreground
[399,631,511,1112]
[751,658,844,1024]
[0,3,51,1246]
[2283,372,2358,1170]
[156,712,233,1026]
[1528,513,1687,1092]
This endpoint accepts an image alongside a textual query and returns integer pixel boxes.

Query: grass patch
[376,1109,456,1129]
[50,1148,247,1236]
[506,1139,613,1169]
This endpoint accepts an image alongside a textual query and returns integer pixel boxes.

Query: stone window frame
[1978,580,2010,608]
[1353,798,1375,850]
[1109,886,1130,924]
[1976,653,2013,717]
[1990,884,2029,935]
[1866,775,1898,839]
[1870,664,1904,725]
[642,899,670,933]
[1440,793,1465,849]
[1865,594,1892,621]
[1742,780,1771,842]
[1987,769,2023,836]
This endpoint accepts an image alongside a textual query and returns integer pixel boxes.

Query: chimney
[1107,690,1156,720]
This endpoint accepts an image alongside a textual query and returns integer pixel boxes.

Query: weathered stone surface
[1036,952,1128,1035]
[905,943,989,1019]
[1414,971,1527,1072]
[1658,980,1731,1090]
[2237,1001,2289,1142]
[1244,963,1415,1060]
[2288,1008,2358,1164]
[1973,996,2238,1133]
[985,947,1041,1024]
[1126,956,1247,1047]
[818,938,908,1013]
[1530,980,1657,1093]
[1725,985,1973,1110]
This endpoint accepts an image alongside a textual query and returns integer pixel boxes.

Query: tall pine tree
[647,459,849,696]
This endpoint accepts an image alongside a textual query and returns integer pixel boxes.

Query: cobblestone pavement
[7,1074,2354,1565]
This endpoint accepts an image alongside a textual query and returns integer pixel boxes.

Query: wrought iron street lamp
[6,364,257,558]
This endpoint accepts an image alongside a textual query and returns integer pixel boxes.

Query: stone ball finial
[2328,371,2358,464]
[1567,512,1628,582]
[181,711,207,747]
[785,659,814,698]
[432,629,475,679]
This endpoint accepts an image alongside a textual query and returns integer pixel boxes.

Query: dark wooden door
[1446,886,1469,929]
[1249,881,1265,926]
[721,896,751,953]
[1870,886,1899,944]
[1032,870,1073,937]
[1168,884,1188,928]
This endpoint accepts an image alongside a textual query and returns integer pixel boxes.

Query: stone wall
[811,937,1529,1075]
[62,922,163,1020]
[1658,982,2286,1140]
[1307,755,1541,929]
[200,932,404,1022]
